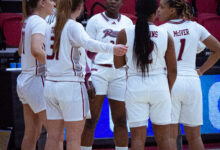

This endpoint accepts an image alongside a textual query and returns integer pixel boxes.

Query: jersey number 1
[177,38,186,61]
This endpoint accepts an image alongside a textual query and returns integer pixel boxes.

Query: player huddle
[17,0,220,150]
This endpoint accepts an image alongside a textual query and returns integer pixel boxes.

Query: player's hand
[196,69,203,76]
[113,44,128,56]
[87,81,96,100]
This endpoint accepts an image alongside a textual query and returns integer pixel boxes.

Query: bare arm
[165,33,177,92]
[198,35,220,75]
[114,29,127,68]
[31,33,46,64]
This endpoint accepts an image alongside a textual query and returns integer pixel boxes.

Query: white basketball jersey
[125,24,168,76]
[86,12,133,65]
[20,15,47,75]
[45,19,114,82]
[160,19,211,76]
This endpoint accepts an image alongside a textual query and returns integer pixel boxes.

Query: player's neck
[105,11,119,19]
[32,10,47,19]
[169,15,181,21]
[70,12,78,20]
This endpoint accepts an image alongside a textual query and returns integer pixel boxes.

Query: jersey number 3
[177,38,186,61]
[47,35,59,60]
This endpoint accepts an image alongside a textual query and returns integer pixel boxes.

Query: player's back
[45,19,84,82]
[125,24,168,76]
[21,15,46,75]
[160,19,210,76]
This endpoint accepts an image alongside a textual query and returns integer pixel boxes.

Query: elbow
[210,50,220,60]
[31,45,42,58]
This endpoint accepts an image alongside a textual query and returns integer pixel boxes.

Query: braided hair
[133,0,158,76]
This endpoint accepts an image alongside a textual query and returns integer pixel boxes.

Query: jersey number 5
[177,38,186,61]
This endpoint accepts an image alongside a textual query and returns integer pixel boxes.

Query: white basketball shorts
[17,73,46,113]
[91,64,126,101]
[125,74,171,128]
[44,80,90,121]
[171,75,203,126]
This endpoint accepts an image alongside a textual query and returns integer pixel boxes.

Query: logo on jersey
[102,29,119,39]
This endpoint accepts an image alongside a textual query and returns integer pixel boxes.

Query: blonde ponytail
[53,0,83,53]
[53,0,72,53]
[22,0,28,21]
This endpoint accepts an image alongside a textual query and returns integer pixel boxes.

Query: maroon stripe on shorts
[80,83,85,117]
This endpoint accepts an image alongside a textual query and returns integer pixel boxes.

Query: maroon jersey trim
[70,47,76,76]
[101,12,109,22]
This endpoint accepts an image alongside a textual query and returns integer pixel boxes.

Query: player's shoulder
[153,24,167,32]
[87,13,103,23]
[159,22,171,29]
[68,19,81,26]
[120,14,133,22]
[25,15,47,29]
[67,19,84,31]
[30,15,46,24]
[124,24,135,33]
[188,20,201,27]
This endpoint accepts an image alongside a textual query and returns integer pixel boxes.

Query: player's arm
[68,23,127,56]
[114,29,127,68]
[85,19,97,71]
[18,40,22,56]
[86,17,97,39]
[31,33,46,64]
[197,35,220,76]
[165,33,177,92]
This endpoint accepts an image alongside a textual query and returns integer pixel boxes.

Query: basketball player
[43,0,128,149]
[157,0,220,150]
[114,0,177,149]
[81,1,133,150]
[17,0,55,149]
